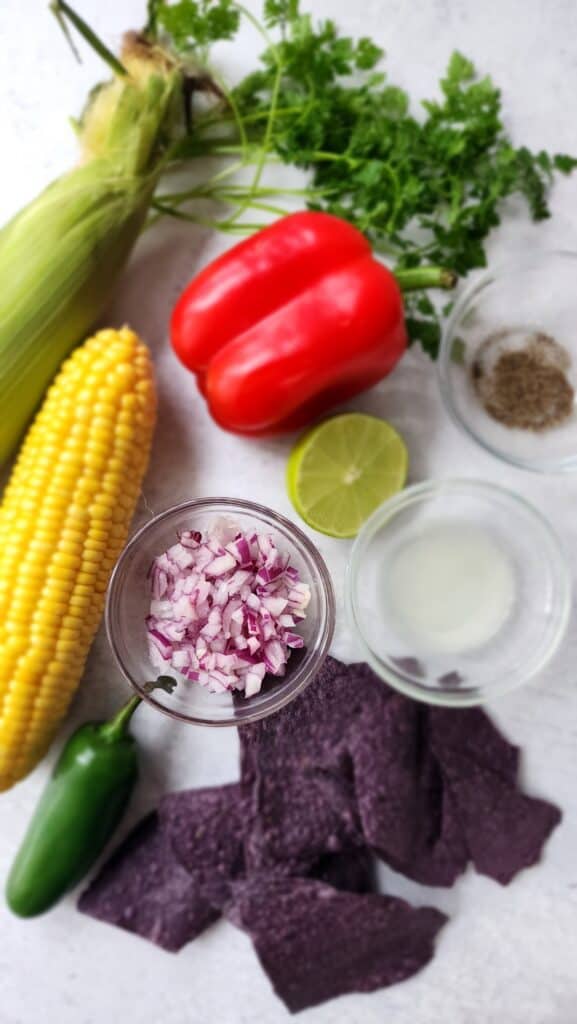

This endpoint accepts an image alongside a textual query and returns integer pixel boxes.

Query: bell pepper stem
[394,266,457,292]
[99,675,177,743]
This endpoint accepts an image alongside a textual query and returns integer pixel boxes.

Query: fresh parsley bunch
[150,0,576,356]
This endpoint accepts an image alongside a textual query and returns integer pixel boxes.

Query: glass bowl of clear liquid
[345,479,571,706]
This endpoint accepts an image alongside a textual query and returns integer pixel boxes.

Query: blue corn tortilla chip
[239,657,367,872]
[159,784,244,906]
[78,652,561,1013]
[79,786,244,951]
[227,874,447,1014]
[427,705,559,883]
[242,656,560,889]
[429,707,520,782]
[78,813,217,951]
[308,846,376,894]
[342,661,557,887]
[349,691,469,886]
[431,746,561,884]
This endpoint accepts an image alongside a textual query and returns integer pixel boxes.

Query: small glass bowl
[439,251,577,472]
[345,479,571,706]
[106,498,335,726]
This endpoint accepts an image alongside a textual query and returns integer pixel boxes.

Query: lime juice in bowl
[346,479,571,706]
[385,519,516,654]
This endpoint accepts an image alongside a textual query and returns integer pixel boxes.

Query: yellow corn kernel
[0,327,156,791]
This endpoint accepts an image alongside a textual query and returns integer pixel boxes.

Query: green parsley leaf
[404,311,442,359]
[157,0,239,51]
[554,153,577,174]
[354,38,383,70]
[264,0,301,26]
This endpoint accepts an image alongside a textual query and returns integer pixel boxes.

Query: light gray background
[0,1,576,1022]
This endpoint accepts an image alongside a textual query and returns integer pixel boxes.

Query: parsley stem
[224,198,289,216]
[148,201,268,234]
[211,185,326,197]
[209,70,250,165]
[152,195,287,219]
[206,105,306,127]
[394,267,458,292]
[223,2,284,228]
[204,159,248,187]
[185,142,281,160]
[303,151,359,167]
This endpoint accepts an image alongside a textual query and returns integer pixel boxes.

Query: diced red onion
[246,610,260,636]
[261,596,288,617]
[223,598,243,635]
[194,546,214,571]
[146,523,310,697]
[283,631,305,649]
[257,534,273,558]
[213,580,231,607]
[261,619,277,642]
[178,529,202,548]
[201,607,222,640]
[205,552,237,577]
[211,517,239,546]
[148,628,172,657]
[161,621,187,642]
[227,569,252,595]
[166,543,196,570]
[226,535,252,567]
[151,566,168,600]
[171,650,191,672]
[244,663,267,698]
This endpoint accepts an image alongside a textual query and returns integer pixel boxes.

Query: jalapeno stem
[99,696,142,743]
[99,675,178,743]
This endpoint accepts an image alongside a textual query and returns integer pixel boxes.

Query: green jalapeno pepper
[5,677,175,917]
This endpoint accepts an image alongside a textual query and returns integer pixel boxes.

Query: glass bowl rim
[438,249,577,474]
[345,477,572,707]
[105,496,336,726]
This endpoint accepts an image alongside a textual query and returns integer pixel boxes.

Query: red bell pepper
[171,212,455,434]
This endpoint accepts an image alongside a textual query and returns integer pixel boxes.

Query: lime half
[287,413,408,538]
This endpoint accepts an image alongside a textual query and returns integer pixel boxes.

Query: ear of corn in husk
[0,34,182,464]
[0,326,156,792]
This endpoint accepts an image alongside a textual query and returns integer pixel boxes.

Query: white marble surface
[1,1,577,1022]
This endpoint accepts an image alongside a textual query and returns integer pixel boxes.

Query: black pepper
[471,330,575,432]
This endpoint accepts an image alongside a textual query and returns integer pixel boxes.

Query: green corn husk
[0,35,183,464]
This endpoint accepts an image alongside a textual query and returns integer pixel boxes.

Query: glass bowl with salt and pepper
[438,251,577,472]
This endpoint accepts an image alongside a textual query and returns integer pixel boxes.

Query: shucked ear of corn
[0,327,156,792]
[0,34,182,465]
